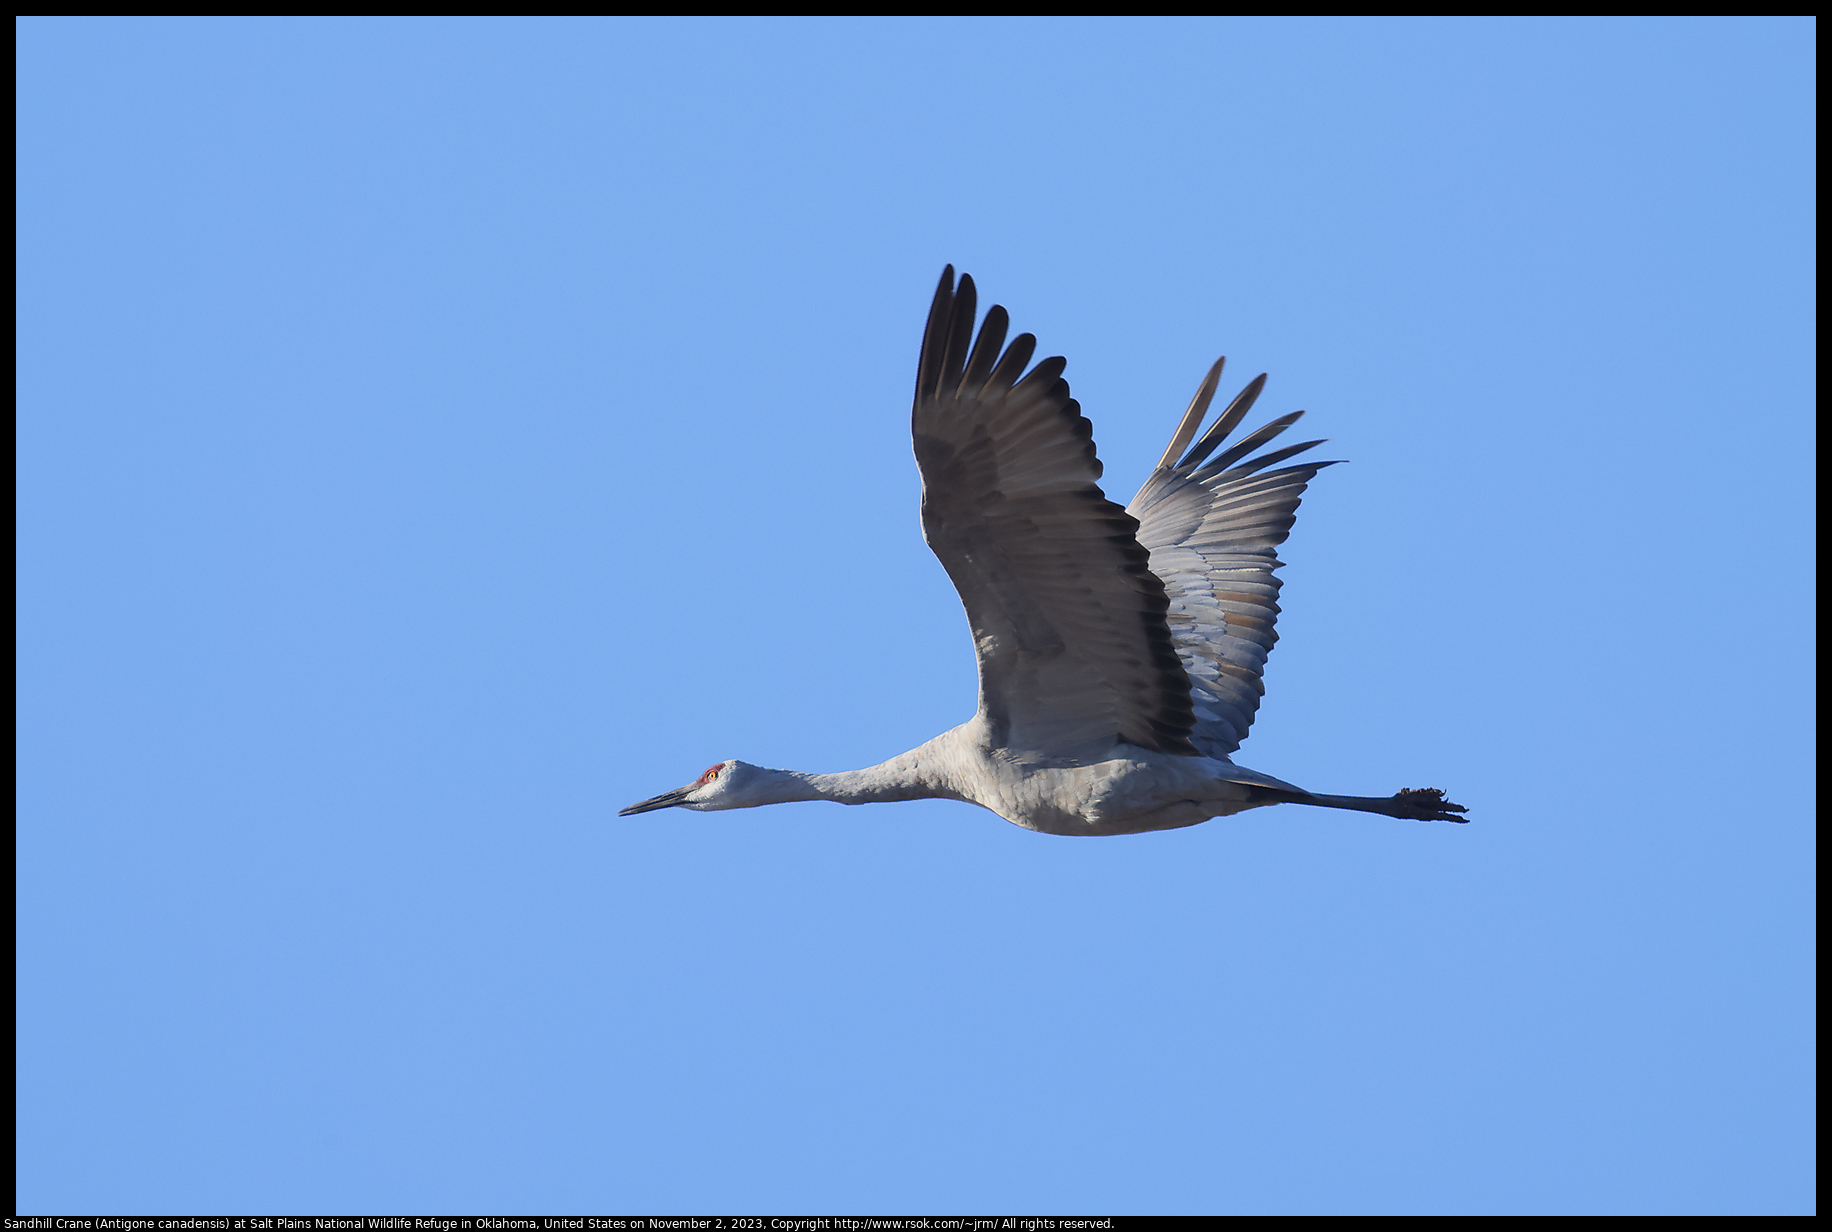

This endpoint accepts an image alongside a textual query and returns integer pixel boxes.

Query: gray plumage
[621,267,1466,833]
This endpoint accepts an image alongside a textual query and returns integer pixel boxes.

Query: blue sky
[17,16,1814,1216]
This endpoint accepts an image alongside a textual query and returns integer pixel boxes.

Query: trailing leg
[1251,786,1470,823]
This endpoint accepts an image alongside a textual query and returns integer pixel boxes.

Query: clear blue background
[18,16,1814,1216]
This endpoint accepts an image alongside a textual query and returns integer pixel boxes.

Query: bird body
[650,722,1304,837]
[622,268,1467,833]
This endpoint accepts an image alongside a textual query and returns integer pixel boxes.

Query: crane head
[619,760,745,815]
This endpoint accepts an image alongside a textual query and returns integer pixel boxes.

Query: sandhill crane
[622,268,1467,834]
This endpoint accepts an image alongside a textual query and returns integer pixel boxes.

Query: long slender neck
[754,751,955,807]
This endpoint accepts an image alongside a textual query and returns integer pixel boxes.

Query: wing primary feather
[1154,357,1226,471]
[1193,409,1306,479]
[941,275,977,389]
[987,333,1037,389]
[962,305,1010,391]
[916,266,957,402]
[1177,374,1268,470]
[1010,354,1068,400]
[1205,439,1331,481]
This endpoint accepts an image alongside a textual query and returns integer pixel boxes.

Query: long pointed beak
[618,786,695,816]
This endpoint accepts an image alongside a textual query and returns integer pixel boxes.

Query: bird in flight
[623,268,1467,834]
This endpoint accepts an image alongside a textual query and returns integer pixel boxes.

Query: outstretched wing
[1127,360,1339,758]
[914,267,1197,762]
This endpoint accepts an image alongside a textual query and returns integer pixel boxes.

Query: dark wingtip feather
[916,266,958,403]
[1193,409,1306,480]
[1011,355,1068,400]
[1207,438,1330,480]
[942,274,977,389]
[987,333,1036,390]
[1177,373,1268,470]
[962,304,1009,390]
[1155,357,1226,472]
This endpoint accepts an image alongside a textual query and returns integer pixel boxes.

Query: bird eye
[699,764,722,784]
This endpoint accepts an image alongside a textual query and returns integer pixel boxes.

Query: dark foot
[1392,787,1470,823]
